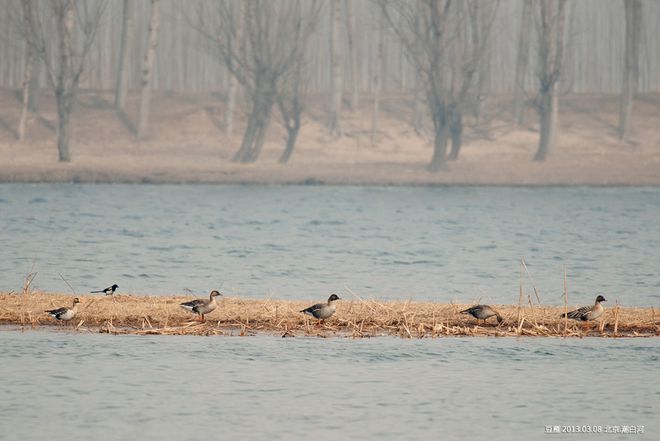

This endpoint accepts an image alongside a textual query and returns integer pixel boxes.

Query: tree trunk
[533,0,567,161]
[428,98,449,172]
[618,0,642,141]
[55,88,72,162]
[429,125,449,172]
[18,0,35,142]
[248,113,270,162]
[137,0,161,140]
[328,0,343,137]
[371,18,383,145]
[513,0,532,125]
[345,0,358,111]
[447,106,463,161]
[233,86,274,163]
[475,54,489,126]
[234,109,271,163]
[475,2,492,127]
[412,76,425,135]
[279,120,300,164]
[535,89,559,161]
[54,1,75,162]
[225,1,245,137]
[234,116,257,162]
[28,53,41,113]
[18,41,33,142]
[114,0,134,110]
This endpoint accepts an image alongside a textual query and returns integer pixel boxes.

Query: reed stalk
[563,266,568,335]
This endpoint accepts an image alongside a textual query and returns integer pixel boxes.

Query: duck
[45,297,80,322]
[180,290,222,321]
[300,294,341,323]
[460,304,503,325]
[91,284,118,295]
[561,295,606,321]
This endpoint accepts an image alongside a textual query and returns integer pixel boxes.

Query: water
[1,185,658,440]
[1,184,659,306]
[0,332,657,441]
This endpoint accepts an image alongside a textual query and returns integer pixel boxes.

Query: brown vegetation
[1,292,657,338]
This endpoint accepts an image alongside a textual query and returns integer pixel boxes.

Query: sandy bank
[1,90,659,186]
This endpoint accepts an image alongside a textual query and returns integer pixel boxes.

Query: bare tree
[277,65,305,164]
[224,1,245,137]
[474,15,491,127]
[381,0,452,171]
[28,51,41,113]
[18,0,37,142]
[383,0,495,168]
[190,0,320,163]
[27,0,107,162]
[513,0,533,126]
[345,0,359,111]
[533,0,567,161]
[618,0,642,142]
[114,0,134,110]
[371,14,384,145]
[328,0,343,137]
[412,73,425,135]
[276,3,318,163]
[137,0,161,140]
[446,1,497,161]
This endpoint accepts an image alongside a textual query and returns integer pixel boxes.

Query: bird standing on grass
[460,304,503,325]
[46,298,80,323]
[180,290,223,321]
[561,295,606,322]
[300,294,341,324]
[91,284,118,295]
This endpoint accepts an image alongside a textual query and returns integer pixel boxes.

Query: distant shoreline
[2,292,657,338]
[1,91,659,187]
[2,161,660,186]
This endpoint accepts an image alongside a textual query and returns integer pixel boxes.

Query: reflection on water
[0,332,657,441]
[0,184,659,305]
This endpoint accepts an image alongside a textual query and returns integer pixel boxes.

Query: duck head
[328,294,341,303]
[595,295,606,303]
[210,290,223,298]
[73,298,81,304]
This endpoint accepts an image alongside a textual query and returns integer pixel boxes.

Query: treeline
[0,0,656,169]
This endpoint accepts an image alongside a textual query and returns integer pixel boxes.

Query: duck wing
[562,306,590,320]
[460,305,481,315]
[46,307,68,317]
[301,303,324,315]
[180,299,206,311]
[461,305,492,319]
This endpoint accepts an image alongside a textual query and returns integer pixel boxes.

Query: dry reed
[0,291,658,338]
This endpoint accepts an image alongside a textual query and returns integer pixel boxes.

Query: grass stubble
[0,291,657,338]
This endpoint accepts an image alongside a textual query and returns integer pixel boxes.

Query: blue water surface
[0,184,658,305]
[0,332,658,441]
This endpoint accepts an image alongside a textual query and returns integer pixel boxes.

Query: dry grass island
[1,292,657,338]
[1,90,660,186]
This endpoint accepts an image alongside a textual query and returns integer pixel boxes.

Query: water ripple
[0,185,659,307]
